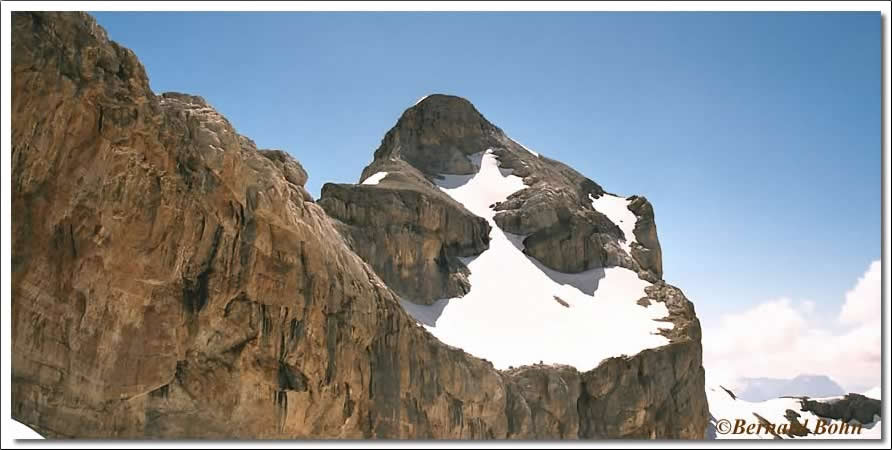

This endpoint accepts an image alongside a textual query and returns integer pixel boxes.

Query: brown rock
[491,143,661,280]
[361,94,505,178]
[519,208,630,273]
[628,195,663,281]
[575,282,708,439]
[318,174,490,304]
[783,409,811,437]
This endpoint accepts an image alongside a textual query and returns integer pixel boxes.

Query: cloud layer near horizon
[703,260,881,393]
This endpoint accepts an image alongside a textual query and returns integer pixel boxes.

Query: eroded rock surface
[12,12,706,439]
[318,162,490,304]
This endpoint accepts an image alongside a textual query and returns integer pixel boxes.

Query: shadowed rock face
[490,152,663,283]
[320,97,504,304]
[362,94,505,178]
[12,12,706,439]
[800,394,882,425]
[319,177,491,304]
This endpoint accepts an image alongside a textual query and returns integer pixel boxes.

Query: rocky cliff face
[12,12,706,439]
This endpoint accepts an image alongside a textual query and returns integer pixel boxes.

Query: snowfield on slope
[399,150,672,371]
[414,94,431,106]
[862,386,881,400]
[361,171,388,185]
[590,193,637,254]
[707,386,883,440]
[508,137,540,157]
[12,419,43,439]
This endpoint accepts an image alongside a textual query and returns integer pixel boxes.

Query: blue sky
[91,12,880,338]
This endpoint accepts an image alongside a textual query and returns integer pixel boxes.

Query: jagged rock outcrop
[627,195,663,280]
[12,12,706,440]
[319,161,490,304]
[799,394,882,425]
[320,99,509,304]
[489,148,635,275]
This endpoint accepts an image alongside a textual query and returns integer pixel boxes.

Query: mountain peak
[409,93,478,111]
[363,94,505,178]
[352,92,663,284]
[398,93,500,138]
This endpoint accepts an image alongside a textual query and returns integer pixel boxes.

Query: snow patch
[862,386,881,400]
[399,298,449,327]
[11,419,43,439]
[511,138,540,157]
[413,95,431,106]
[361,171,388,185]
[590,193,637,254]
[400,150,671,371]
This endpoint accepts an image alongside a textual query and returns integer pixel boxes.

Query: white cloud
[800,299,816,315]
[840,260,881,326]
[703,260,881,393]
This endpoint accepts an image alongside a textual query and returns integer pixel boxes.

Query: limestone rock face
[318,98,501,304]
[12,12,706,440]
[502,283,708,439]
[362,95,505,177]
[318,174,491,304]
[628,195,663,281]
[490,149,663,282]
[12,11,504,438]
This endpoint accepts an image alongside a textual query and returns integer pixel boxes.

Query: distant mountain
[735,375,846,402]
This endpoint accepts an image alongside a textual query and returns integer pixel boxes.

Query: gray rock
[361,94,505,178]
[800,394,882,425]
[318,178,490,304]
[628,195,663,281]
